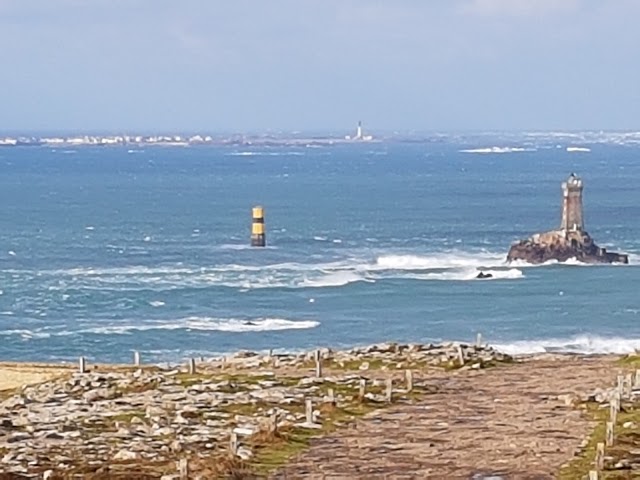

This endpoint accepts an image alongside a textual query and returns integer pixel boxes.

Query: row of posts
[77,332,485,374]
[589,371,639,479]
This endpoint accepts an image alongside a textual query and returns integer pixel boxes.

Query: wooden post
[305,398,313,424]
[221,356,227,370]
[385,378,393,403]
[229,432,238,457]
[610,402,618,426]
[589,471,598,480]
[314,350,322,378]
[617,374,624,396]
[595,442,605,470]
[457,345,465,366]
[358,378,367,401]
[269,411,278,434]
[625,373,633,399]
[178,458,189,480]
[634,369,640,389]
[188,358,196,375]
[405,370,413,393]
[268,348,273,358]
[476,333,482,347]
[606,421,614,447]
[134,351,141,366]
[327,388,335,404]
[79,356,86,374]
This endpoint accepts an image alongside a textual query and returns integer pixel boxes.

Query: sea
[0,132,639,364]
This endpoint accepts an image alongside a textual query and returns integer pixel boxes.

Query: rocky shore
[507,230,629,264]
[0,342,509,479]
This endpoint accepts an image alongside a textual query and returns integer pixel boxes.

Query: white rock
[112,449,139,461]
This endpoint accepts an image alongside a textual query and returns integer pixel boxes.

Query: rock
[43,470,54,480]
[359,362,370,371]
[112,449,139,461]
[623,421,635,429]
[0,418,13,428]
[233,426,256,436]
[83,388,119,403]
[475,271,493,279]
[237,446,253,460]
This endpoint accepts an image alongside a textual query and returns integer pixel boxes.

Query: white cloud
[462,0,581,16]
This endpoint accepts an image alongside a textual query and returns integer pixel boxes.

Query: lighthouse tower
[561,173,584,234]
[355,121,363,140]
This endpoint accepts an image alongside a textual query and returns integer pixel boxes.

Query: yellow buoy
[251,206,266,247]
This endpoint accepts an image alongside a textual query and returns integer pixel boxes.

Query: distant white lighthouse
[345,121,373,141]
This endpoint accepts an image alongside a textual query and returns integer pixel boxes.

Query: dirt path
[0,363,70,393]
[275,355,616,479]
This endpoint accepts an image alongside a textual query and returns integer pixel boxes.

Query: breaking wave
[404,268,523,281]
[374,252,505,270]
[0,317,320,338]
[2,250,526,292]
[460,147,537,154]
[493,335,640,355]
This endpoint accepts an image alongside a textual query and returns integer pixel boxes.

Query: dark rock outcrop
[507,230,628,265]
[475,272,493,279]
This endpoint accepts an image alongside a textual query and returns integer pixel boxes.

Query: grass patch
[109,410,146,424]
[616,355,640,368]
[559,399,640,479]
[558,402,608,479]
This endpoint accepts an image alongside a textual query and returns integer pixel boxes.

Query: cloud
[461,0,582,17]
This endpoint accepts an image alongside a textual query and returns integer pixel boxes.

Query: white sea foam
[82,317,319,335]
[566,147,591,153]
[404,268,523,281]
[301,271,372,288]
[460,147,536,154]
[149,300,166,307]
[493,335,640,355]
[374,252,505,270]
[226,151,305,157]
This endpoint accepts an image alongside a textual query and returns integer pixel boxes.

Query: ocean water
[0,133,639,363]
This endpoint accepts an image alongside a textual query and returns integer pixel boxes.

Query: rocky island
[507,174,629,264]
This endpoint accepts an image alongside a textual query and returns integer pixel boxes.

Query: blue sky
[1,0,639,132]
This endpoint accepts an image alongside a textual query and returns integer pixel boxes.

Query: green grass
[559,400,640,480]
[558,402,608,480]
[109,410,147,424]
[616,355,640,368]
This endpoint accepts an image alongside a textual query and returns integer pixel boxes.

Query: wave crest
[494,335,640,355]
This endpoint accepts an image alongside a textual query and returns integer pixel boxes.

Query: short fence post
[188,358,196,375]
[305,398,314,424]
[457,345,465,366]
[476,333,482,347]
[606,421,614,447]
[634,369,640,389]
[134,351,141,366]
[314,350,322,378]
[589,471,598,480]
[229,432,238,457]
[327,387,335,404]
[269,411,278,434]
[178,458,189,480]
[385,378,393,403]
[405,370,413,393]
[79,356,86,374]
[358,378,367,401]
[625,373,633,399]
[595,442,605,470]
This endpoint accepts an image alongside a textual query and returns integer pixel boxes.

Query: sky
[0,0,639,133]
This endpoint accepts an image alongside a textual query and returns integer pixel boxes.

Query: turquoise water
[0,134,638,362]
